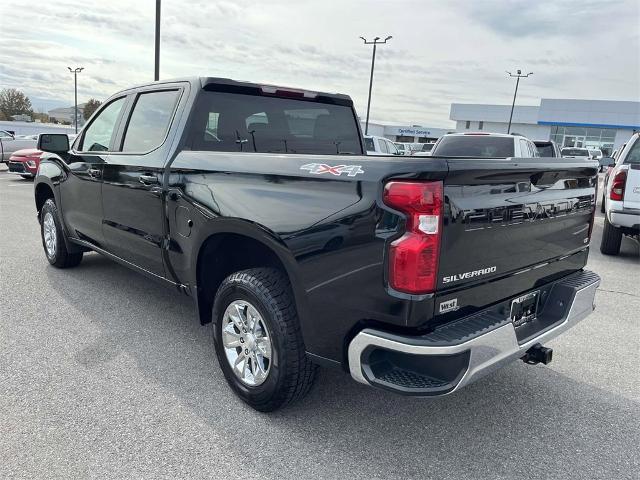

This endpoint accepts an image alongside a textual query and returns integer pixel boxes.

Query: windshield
[188,91,362,155]
[536,143,555,157]
[562,148,589,156]
[432,135,514,157]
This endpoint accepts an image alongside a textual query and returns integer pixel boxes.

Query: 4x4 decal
[300,163,364,177]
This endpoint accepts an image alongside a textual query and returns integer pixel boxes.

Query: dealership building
[450,99,640,156]
[361,121,453,144]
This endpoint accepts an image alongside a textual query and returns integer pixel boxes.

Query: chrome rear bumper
[348,270,600,395]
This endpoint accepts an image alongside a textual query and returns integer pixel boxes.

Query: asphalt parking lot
[1,167,638,479]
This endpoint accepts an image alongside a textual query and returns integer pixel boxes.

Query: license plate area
[510,291,540,328]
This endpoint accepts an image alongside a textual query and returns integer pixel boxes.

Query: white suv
[600,132,640,255]
[364,135,400,155]
[430,133,539,157]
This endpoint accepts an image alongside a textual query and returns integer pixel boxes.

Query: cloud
[454,0,630,38]
[0,0,638,127]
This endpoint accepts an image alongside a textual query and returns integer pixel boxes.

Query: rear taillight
[383,181,443,294]
[610,169,627,201]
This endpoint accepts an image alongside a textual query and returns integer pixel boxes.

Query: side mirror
[38,133,70,154]
[599,157,615,167]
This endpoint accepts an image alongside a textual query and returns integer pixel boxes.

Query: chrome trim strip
[348,274,600,392]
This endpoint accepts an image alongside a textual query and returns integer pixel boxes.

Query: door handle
[88,168,101,178]
[139,174,159,185]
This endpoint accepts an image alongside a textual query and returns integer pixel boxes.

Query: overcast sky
[1,0,638,127]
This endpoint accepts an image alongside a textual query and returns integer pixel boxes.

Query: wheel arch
[34,181,56,217]
[34,174,84,254]
[192,219,309,328]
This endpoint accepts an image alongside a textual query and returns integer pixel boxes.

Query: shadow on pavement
[45,253,638,479]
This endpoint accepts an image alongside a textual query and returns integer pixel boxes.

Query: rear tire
[600,194,605,213]
[600,215,622,255]
[40,199,83,268]
[212,268,317,412]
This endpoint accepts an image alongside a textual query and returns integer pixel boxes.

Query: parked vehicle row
[334,129,620,164]
[33,76,601,412]
[5,134,76,178]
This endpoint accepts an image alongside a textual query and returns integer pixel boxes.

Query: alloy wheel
[43,212,57,258]
[222,300,272,386]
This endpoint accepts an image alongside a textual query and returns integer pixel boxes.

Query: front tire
[600,215,622,255]
[40,199,83,268]
[212,268,317,412]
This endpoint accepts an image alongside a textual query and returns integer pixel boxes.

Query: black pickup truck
[34,77,601,411]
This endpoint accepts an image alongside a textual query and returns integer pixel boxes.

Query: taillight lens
[610,169,627,201]
[383,181,443,294]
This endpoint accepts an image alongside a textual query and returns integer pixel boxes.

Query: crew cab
[34,77,601,411]
[600,132,640,254]
[431,132,539,157]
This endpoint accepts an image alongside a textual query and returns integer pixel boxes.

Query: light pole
[67,66,84,134]
[155,0,161,81]
[506,69,533,134]
[360,35,392,135]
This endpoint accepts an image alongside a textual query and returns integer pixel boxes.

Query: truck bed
[169,151,599,363]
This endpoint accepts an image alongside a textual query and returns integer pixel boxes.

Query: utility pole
[360,36,392,135]
[67,66,84,134]
[155,0,161,81]
[506,69,533,134]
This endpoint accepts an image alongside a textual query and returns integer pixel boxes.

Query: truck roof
[112,76,354,106]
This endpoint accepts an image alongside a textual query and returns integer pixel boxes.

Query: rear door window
[432,135,515,157]
[122,90,180,152]
[188,91,362,155]
[624,138,640,165]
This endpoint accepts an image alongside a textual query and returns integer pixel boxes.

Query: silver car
[0,130,38,163]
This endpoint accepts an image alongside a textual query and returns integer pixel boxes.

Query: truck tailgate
[438,158,598,291]
[623,164,640,210]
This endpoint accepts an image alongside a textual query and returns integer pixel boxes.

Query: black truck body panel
[34,77,599,367]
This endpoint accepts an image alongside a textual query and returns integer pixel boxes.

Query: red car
[7,148,43,178]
